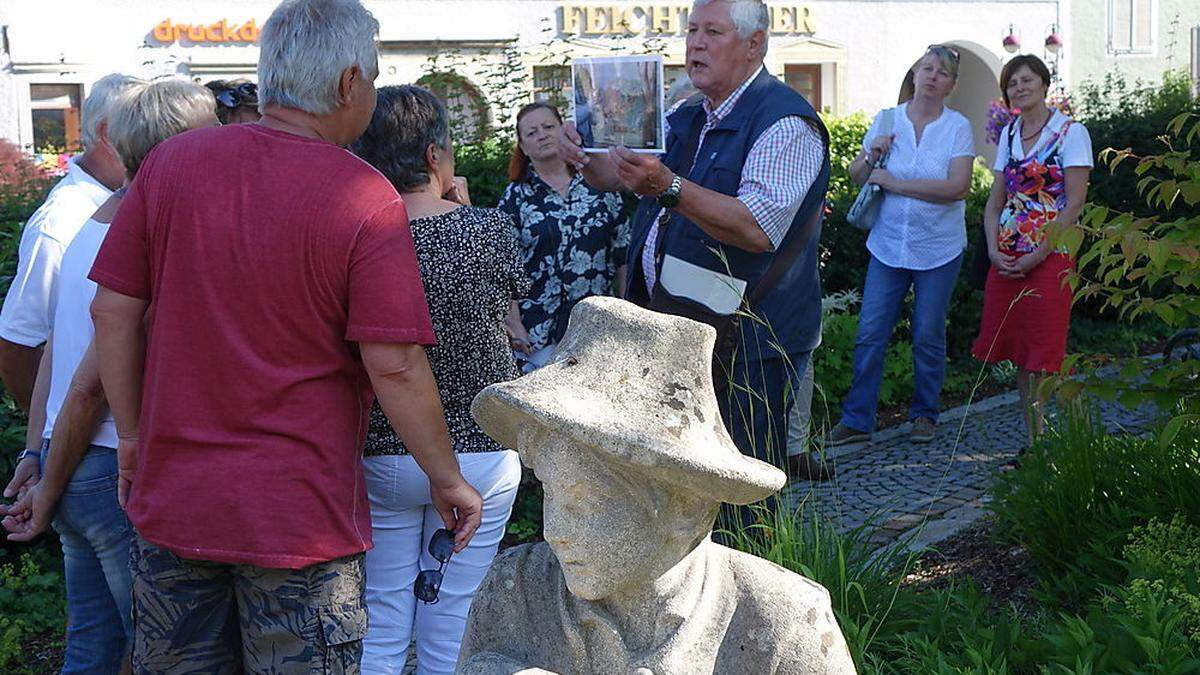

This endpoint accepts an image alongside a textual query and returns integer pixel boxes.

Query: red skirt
[972,253,1073,373]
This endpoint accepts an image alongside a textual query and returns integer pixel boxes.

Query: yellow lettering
[206,22,223,42]
[650,6,680,34]
[584,6,610,34]
[561,5,584,34]
[173,25,187,42]
[771,7,793,33]
[617,6,648,34]
[185,24,205,42]
[797,6,814,33]
[153,20,173,42]
[240,19,259,42]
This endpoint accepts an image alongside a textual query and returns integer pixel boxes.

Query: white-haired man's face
[685,2,764,103]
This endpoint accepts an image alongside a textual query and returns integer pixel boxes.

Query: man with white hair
[559,0,834,491]
[86,0,483,670]
[0,73,140,501]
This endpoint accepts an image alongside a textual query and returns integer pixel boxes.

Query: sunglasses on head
[926,44,961,62]
[215,82,257,109]
[414,528,455,605]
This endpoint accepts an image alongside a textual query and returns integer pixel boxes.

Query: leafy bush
[1063,112,1200,436]
[990,408,1200,605]
[455,136,515,210]
[1118,515,1200,650]
[0,550,65,670]
[1073,70,1200,218]
[812,308,915,419]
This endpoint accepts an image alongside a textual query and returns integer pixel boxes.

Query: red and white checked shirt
[643,66,825,293]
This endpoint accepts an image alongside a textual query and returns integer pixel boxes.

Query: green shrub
[990,408,1200,605]
[455,136,515,210]
[0,550,65,670]
[1119,516,1200,650]
[812,310,915,420]
[1073,69,1200,218]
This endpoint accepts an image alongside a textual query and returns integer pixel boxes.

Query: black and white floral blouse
[363,206,529,456]
[497,170,630,352]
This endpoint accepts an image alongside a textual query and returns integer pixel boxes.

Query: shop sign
[152,19,260,44]
[559,4,814,37]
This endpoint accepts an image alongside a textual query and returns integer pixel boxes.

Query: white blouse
[861,103,976,270]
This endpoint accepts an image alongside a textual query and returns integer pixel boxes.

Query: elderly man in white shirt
[0,73,141,500]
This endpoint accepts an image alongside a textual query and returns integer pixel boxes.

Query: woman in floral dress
[498,101,630,372]
[972,55,1093,443]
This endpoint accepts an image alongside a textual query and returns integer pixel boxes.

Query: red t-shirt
[89,124,436,568]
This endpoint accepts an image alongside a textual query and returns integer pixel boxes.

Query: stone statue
[459,297,856,675]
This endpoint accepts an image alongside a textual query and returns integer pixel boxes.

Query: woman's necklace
[1021,108,1051,144]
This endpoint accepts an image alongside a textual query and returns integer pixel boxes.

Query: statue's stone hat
[471,297,785,505]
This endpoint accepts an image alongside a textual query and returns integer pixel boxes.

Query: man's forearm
[39,344,107,496]
[91,310,145,439]
[24,344,52,453]
[362,343,461,488]
[0,340,43,412]
[673,181,772,253]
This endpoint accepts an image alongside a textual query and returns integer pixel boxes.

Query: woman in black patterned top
[350,85,528,675]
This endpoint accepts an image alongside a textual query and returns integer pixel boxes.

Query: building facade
[0,0,1194,160]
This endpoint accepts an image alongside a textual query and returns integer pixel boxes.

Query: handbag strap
[745,120,830,308]
[874,107,896,168]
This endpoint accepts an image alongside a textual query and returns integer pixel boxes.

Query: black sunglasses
[215,82,258,109]
[926,44,961,62]
[414,529,455,605]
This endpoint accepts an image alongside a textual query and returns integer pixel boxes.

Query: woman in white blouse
[828,44,976,447]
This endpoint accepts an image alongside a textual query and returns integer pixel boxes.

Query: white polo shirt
[863,103,976,271]
[0,158,112,347]
[43,217,117,448]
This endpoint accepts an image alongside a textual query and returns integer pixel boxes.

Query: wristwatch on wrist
[656,175,683,209]
[16,448,38,462]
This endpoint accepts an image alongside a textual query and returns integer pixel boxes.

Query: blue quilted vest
[626,69,830,362]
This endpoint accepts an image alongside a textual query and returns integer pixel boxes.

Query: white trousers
[361,451,522,675]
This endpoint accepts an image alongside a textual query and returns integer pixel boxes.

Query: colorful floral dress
[973,114,1092,373]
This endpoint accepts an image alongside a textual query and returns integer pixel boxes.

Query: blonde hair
[107,79,216,177]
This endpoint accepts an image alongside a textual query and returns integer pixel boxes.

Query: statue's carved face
[529,436,661,601]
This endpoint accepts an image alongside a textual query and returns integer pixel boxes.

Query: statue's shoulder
[482,541,559,594]
[717,545,834,610]
[714,545,857,673]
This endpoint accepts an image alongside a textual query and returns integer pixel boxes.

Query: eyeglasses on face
[926,44,961,63]
[414,528,456,605]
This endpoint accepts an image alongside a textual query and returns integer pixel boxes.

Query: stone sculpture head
[472,297,785,601]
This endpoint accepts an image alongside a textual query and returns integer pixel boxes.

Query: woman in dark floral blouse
[498,101,630,371]
[350,85,528,675]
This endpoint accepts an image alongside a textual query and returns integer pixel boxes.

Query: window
[416,72,490,144]
[784,64,821,111]
[30,83,83,152]
[1109,0,1155,54]
[533,66,571,108]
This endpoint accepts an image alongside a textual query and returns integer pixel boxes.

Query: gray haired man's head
[82,74,145,149]
[350,85,450,192]
[692,0,770,50]
[257,0,380,115]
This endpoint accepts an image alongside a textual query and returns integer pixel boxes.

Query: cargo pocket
[317,601,368,674]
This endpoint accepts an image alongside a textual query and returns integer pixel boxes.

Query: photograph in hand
[571,55,665,154]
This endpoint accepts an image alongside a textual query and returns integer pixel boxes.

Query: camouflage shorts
[130,535,367,674]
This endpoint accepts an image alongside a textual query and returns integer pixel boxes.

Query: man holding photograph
[558,0,833,487]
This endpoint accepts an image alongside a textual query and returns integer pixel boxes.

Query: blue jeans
[841,253,963,432]
[41,444,134,673]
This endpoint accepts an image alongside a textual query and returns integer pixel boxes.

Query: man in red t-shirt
[87,0,483,670]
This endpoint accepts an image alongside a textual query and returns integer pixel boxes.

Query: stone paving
[781,389,1163,551]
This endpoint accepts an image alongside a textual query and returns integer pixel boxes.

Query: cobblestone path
[782,390,1162,550]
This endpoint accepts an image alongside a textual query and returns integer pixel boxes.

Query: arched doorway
[895,41,1001,166]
